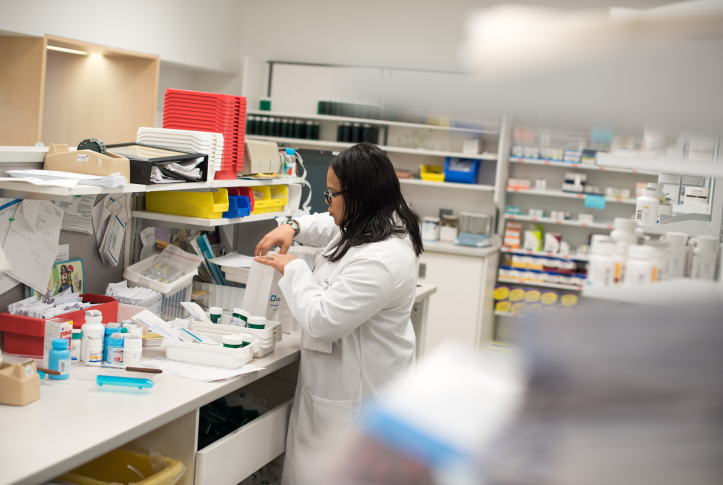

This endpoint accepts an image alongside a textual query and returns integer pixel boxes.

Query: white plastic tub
[124,255,197,294]
[165,340,254,368]
[221,266,250,285]
[189,320,280,357]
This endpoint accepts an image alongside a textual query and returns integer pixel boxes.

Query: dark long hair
[327,142,424,262]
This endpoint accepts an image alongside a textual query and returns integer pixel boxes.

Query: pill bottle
[610,218,637,244]
[613,241,629,285]
[121,322,138,332]
[663,232,688,279]
[657,203,672,225]
[648,242,668,282]
[231,308,250,327]
[70,329,82,363]
[635,187,659,226]
[123,335,143,366]
[103,323,120,362]
[248,316,267,330]
[587,241,615,287]
[48,339,70,380]
[107,332,125,364]
[209,307,223,324]
[624,245,655,286]
[80,309,104,363]
[223,335,246,349]
[85,337,103,367]
[690,236,719,281]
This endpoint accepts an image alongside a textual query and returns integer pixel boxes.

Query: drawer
[195,376,295,485]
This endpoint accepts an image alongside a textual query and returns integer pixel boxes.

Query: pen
[100,364,163,374]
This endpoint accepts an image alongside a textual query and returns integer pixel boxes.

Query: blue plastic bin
[444,157,480,184]
[223,196,251,218]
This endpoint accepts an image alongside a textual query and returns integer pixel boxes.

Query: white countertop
[423,236,501,258]
[414,283,437,303]
[0,334,301,485]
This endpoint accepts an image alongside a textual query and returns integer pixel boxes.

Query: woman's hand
[255,224,296,256]
[254,253,297,275]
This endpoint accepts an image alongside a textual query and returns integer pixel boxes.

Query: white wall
[0,0,244,73]
[238,0,675,72]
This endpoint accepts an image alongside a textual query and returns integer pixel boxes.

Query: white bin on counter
[165,340,255,368]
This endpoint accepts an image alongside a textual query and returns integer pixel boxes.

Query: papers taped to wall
[95,194,130,266]
[4,200,64,295]
[54,195,95,234]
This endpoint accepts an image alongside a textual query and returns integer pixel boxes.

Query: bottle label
[636,205,651,225]
[58,359,70,375]
[88,350,102,363]
[111,348,124,363]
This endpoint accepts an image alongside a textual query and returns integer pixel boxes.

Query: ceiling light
[46,45,89,56]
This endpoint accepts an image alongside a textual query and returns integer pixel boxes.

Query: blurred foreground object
[460,1,723,128]
[325,344,525,485]
[484,302,723,485]
[323,301,723,484]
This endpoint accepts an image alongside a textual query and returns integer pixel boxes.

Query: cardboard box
[44,144,131,183]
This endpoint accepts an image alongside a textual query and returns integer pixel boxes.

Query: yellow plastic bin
[57,449,185,485]
[251,185,288,214]
[146,188,229,219]
[420,165,445,182]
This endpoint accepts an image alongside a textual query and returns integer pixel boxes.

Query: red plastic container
[163,88,246,179]
[0,294,119,357]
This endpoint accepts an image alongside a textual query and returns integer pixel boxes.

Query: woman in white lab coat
[254,142,424,484]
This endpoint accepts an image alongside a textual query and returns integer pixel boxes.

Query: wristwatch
[281,218,300,236]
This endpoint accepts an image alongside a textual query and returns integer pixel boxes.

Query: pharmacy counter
[0,285,438,485]
[0,334,301,485]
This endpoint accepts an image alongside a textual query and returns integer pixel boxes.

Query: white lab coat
[278,212,417,485]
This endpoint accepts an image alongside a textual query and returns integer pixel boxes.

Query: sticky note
[585,194,606,210]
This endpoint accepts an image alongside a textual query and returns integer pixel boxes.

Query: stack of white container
[587,217,719,287]
[136,127,224,179]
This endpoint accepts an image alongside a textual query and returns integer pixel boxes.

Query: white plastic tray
[165,340,254,368]
[189,320,280,358]
[124,255,197,295]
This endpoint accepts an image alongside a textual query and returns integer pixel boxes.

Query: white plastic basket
[165,340,254,368]
[124,255,197,294]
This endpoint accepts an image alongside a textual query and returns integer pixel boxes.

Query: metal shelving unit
[497,277,582,291]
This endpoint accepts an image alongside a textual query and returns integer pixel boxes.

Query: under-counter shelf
[195,376,295,485]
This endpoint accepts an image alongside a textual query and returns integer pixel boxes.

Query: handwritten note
[5,200,64,295]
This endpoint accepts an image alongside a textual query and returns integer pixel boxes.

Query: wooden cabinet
[0,34,159,147]
[417,248,499,356]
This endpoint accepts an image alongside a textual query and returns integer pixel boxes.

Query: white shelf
[0,177,303,198]
[506,188,636,205]
[509,157,658,175]
[582,279,722,304]
[500,247,589,262]
[494,311,522,318]
[504,213,614,230]
[131,210,287,227]
[246,135,498,161]
[399,178,495,191]
[247,110,500,135]
[497,277,583,291]
[596,153,723,178]
[638,219,713,236]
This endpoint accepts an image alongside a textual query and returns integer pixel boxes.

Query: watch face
[108,145,189,158]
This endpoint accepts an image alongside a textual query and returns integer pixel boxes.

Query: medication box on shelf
[0,295,119,357]
[44,144,132,183]
[443,157,480,184]
[146,189,229,219]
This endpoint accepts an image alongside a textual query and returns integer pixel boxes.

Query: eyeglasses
[324,189,346,204]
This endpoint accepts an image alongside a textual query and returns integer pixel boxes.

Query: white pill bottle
[690,236,719,281]
[635,187,659,226]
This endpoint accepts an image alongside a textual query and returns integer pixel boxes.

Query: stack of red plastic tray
[163,88,246,179]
